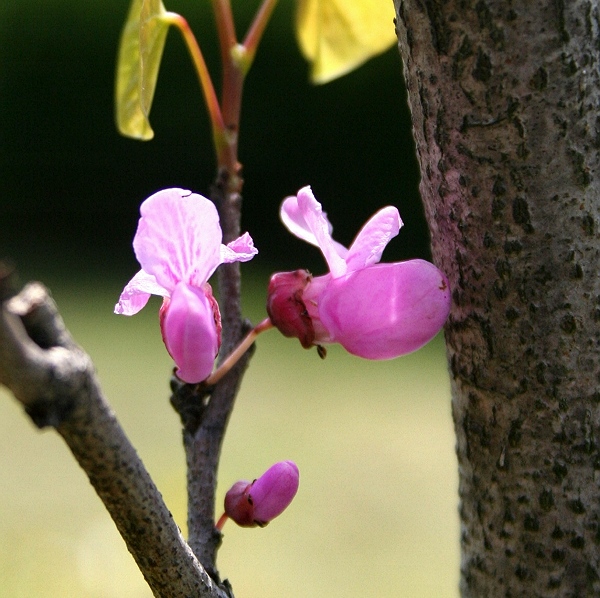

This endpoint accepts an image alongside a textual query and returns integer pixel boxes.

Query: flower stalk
[205,318,273,386]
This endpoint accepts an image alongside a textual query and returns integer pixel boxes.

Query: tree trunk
[394,1,600,595]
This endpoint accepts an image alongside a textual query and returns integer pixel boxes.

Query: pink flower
[115,188,257,383]
[267,186,450,359]
[223,461,300,527]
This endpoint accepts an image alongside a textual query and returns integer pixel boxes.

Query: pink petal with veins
[319,260,451,359]
[220,232,258,263]
[295,187,347,277]
[280,195,332,247]
[134,188,223,290]
[114,269,170,315]
[281,188,347,265]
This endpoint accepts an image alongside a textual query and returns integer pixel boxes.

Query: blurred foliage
[115,0,170,141]
[296,0,397,84]
[0,0,425,279]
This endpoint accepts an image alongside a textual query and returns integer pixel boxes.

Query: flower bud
[267,271,331,349]
[266,270,314,348]
[224,461,299,528]
[223,480,254,527]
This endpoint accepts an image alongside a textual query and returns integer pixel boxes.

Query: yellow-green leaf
[295,0,397,84]
[115,0,170,140]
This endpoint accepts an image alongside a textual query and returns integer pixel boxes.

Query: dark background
[0,0,425,282]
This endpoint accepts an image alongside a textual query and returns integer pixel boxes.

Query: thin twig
[206,318,273,386]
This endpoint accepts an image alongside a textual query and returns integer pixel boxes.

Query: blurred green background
[0,1,459,596]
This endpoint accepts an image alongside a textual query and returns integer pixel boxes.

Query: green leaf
[115,0,170,140]
[295,0,397,84]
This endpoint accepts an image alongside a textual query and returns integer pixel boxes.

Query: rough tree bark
[395,1,600,595]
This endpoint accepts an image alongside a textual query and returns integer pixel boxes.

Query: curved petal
[114,269,170,315]
[161,282,220,383]
[220,232,258,263]
[319,260,451,359]
[280,195,326,247]
[345,206,402,273]
[250,461,300,525]
[134,188,223,290]
[281,189,348,256]
[295,186,347,277]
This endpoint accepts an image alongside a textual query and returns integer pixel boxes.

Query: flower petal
[161,282,220,383]
[114,269,170,315]
[319,260,451,359]
[280,194,327,247]
[220,232,258,263]
[133,188,223,290]
[281,188,347,257]
[344,206,402,272]
[249,461,300,525]
[294,186,347,277]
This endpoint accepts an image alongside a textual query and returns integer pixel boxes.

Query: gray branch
[0,280,232,598]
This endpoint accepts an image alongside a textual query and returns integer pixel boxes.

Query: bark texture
[395,1,600,595]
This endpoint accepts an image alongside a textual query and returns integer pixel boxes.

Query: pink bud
[223,480,254,527]
[250,461,300,526]
[266,270,315,348]
[224,461,300,528]
[267,271,332,349]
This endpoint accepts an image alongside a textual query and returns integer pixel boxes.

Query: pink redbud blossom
[115,188,257,383]
[267,186,451,359]
[224,461,299,527]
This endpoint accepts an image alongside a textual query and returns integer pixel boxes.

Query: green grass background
[0,271,458,597]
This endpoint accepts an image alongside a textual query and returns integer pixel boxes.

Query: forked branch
[0,278,232,598]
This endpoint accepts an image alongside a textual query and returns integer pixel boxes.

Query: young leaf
[115,0,170,140]
[295,0,397,84]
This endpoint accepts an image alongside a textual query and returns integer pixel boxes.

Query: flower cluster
[116,185,451,534]
[267,186,451,359]
[115,188,257,383]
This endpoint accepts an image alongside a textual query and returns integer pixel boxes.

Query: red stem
[243,0,279,62]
